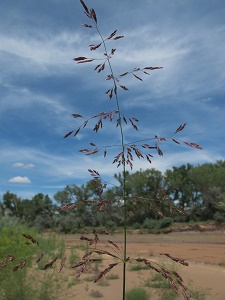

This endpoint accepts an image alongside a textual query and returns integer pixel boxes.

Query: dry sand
[57,232,225,300]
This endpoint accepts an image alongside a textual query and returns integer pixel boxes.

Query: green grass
[161,291,178,300]
[145,273,171,289]
[125,288,149,300]
[188,281,211,300]
[67,278,80,288]
[129,263,150,271]
[68,248,79,265]
[144,274,210,300]
[0,218,65,300]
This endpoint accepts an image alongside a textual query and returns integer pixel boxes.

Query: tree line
[1,160,225,233]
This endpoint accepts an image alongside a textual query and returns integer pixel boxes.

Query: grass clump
[188,281,211,300]
[129,263,150,271]
[125,287,149,300]
[90,290,104,298]
[147,273,171,289]
[106,273,119,280]
[97,278,110,287]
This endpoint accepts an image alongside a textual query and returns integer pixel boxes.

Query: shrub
[132,222,141,229]
[213,211,225,223]
[159,217,174,229]
[0,219,63,300]
[34,214,54,231]
[143,218,160,230]
[55,214,83,233]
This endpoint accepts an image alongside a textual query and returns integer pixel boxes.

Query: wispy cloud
[0,31,84,70]
[12,163,35,169]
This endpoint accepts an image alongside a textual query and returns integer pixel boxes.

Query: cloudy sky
[0,0,224,200]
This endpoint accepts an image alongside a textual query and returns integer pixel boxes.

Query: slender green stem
[95,24,127,300]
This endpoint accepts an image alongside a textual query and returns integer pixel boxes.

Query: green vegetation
[145,273,171,289]
[129,263,150,271]
[188,281,211,300]
[144,273,210,300]
[125,287,149,300]
[0,218,64,300]
[1,161,225,234]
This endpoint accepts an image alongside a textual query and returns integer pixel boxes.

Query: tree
[164,164,200,210]
[54,180,103,229]
[2,191,21,217]
[114,169,165,223]
[189,161,225,220]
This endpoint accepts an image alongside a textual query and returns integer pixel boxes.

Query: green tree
[54,182,97,205]
[164,164,200,210]
[12,193,55,229]
[114,169,163,198]
[189,161,225,220]
[113,169,164,224]
[54,180,102,231]
[2,191,21,216]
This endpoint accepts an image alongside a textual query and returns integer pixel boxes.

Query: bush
[159,217,174,229]
[142,217,174,231]
[105,219,117,231]
[55,214,83,233]
[0,219,63,300]
[142,218,159,230]
[125,287,149,300]
[131,222,141,229]
[34,214,54,231]
[0,216,23,232]
[213,212,225,223]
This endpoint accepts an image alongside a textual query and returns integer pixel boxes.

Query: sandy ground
[56,232,225,300]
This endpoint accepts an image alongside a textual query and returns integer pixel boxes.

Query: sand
[56,231,225,300]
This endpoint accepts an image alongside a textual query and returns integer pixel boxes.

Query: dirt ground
[57,232,225,300]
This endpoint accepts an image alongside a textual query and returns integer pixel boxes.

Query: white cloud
[13,162,35,169]
[0,138,220,185]
[9,176,31,183]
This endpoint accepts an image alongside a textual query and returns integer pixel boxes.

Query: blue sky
[0,0,224,200]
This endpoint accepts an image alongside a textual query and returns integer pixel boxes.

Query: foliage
[160,217,174,229]
[143,218,160,230]
[188,281,211,300]
[129,263,150,271]
[1,160,225,232]
[0,219,63,300]
[145,273,210,300]
[147,272,172,289]
[125,287,149,300]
